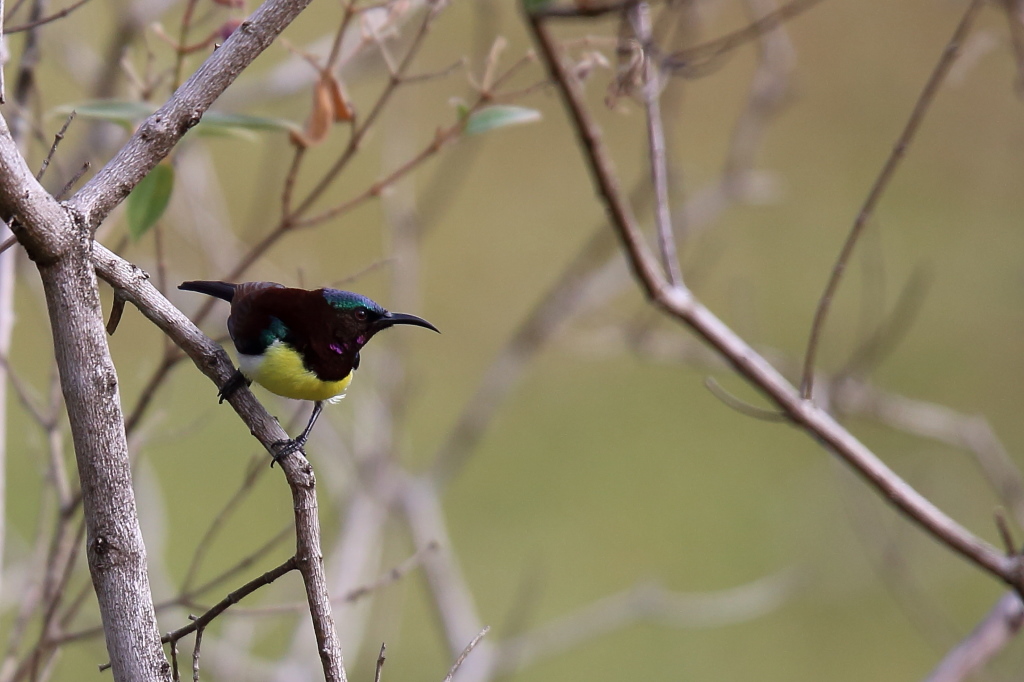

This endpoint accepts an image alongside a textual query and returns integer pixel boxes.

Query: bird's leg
[218,369,252,404]
[270,401,324,467]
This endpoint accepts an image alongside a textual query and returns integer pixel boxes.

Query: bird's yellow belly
[239,342,352,402]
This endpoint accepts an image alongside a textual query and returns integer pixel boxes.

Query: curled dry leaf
[289,73,353,148]
[290,78,334,148]
[325,74,354,122]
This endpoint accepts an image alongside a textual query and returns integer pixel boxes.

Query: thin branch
[3,0,94,33]
[35,111,74,181]
[373,644,385,682]
[703,377,788,422]
[164,557,297,645]
[191,625,203,682]
[55,524,293,645]
[629,1,682,285]
[442,627,490,682]
[289,0,448,220]
[54,160,88,200]
[829,379,1024,529]
[222,541,438,615]
[662,0,825,72]
[799,0,985,398]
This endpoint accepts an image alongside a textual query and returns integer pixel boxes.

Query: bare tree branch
[164,557,298,646]
[524,4,1020,592]
[629,1,682,286]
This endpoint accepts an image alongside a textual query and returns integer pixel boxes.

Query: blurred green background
[5,0,1024,680]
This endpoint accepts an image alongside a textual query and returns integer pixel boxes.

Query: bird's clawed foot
[218,369,252,404]
[269,437,307,468]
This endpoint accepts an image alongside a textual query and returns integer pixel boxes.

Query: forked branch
[524,3,1021,592]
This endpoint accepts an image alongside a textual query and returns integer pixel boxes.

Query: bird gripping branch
[179,280,438,465]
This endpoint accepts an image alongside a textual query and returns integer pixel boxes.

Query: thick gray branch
[42,246,170,681]
[0,113,170,679]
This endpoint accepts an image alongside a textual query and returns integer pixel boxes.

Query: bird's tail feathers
[178,280,237,302]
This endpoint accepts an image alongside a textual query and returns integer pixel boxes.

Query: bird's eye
[354,308,368,321]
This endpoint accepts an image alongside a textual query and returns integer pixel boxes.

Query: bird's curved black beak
[379,311,440,333]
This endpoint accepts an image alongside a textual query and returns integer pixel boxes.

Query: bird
[178,280,438,463]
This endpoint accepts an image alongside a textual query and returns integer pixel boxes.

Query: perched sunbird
[179,280,438,462]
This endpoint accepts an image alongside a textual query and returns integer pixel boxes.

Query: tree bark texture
[0,110,170,679]
[39,227,170,682]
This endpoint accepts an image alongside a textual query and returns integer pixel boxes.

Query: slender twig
[442,627,490,682]
[170,642,179,682]
[290,0,447,219]
[662,0,825,71]
[279,145,305,220]
[35,111,74,181]
[190,624,203,682]
[525,4,1019,590]
[995,510,1016,557]
[324,0,360,69]
[373,644,386,682]
[4,0,94,33]
[171,0,201,91]
[54,524,293,645]
[799,0,985,399]
[224,539,440,616]
[703,377,788,422]
[166,557,297,645]
[54,160,88,200]
[629,1,681,285]
[105,290,127,335]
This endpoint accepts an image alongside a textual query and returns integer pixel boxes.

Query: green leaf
[126,163,174,240]
[55,100,155,129]
[522,0,554,12]
[465,105,542,135]
[195,112,302,140]
[54,100,299,140]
